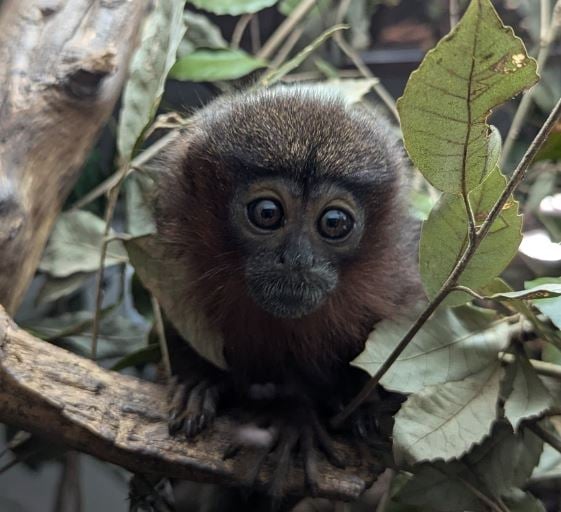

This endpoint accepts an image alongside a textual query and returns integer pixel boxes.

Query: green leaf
[117,0,187,163]
[24,311,147,360]
[352,304,510,394]
[483,283,561,301]
[480,278,561,350]
[420,168,523,306]
[187,0,278,15]
[503,355,553,430]
[259,24,348,87]
[532,443,561,481]
[393,363,502,464]
[111,344,161,371]
[125,235,227,369]
[170,49,266,82]
[125,171,157,237]
[503,490,546,512]
[311,78,379,104]
[525,277,561,330]
[39,211,128,278]
[279,0,329,15]
[396,465,483,512]
[397,0,538,193]
[178,11,227,58]
[36,272,92,304]
[397,424,542,510]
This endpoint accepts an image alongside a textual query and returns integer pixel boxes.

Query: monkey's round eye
[247,198,284,230]
[318,209,354,240]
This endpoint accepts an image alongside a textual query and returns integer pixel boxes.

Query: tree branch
[0,306,380,501]
[0,0,150,314]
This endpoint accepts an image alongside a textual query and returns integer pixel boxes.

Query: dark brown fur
[156,86,421,389]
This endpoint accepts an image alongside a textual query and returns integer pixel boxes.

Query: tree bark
[0,306,382,501]
[0,0,150,314]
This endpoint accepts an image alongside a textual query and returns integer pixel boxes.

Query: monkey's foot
[167,375,221,438]
[224,405,346,498]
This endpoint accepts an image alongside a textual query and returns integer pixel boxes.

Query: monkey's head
[157,86,411,327]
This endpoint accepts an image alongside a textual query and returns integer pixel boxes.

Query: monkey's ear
[125,235,228,370]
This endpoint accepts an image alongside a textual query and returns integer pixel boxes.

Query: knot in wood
[63,52,117,100]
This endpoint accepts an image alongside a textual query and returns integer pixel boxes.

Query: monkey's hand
[167,370,227,438]
[223,399,347,499]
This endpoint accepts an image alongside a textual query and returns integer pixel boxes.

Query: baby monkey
[156,86,419,497]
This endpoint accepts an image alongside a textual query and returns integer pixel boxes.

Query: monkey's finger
[301,426,321,497]
[198,385,219,430]
[268,427,299,499]
[168,381,189,435]
[310,414,345,469]
[183,380,208,438]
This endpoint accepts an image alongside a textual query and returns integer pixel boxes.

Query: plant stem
[231,14,252,49]
[499,352,561,380]
[331,94,561,428]
[70,129,178,211]
[449,0,460,28]
[257,0,318,60]
[152,295,171,378]
[90,164,130,359]
[528,422,561,455]
[334,0,399,122]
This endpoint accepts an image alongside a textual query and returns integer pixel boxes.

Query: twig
[250,15,261,54]
[333,34,399,122]
[449,0,460,29]
[90,165,129,359]
[151,296,171,378]
[499,352,561,380]
[257,0,318,59]
[331,95,561,428]
[70,130,179,211]
[451,285,484,300]
[232,14,252,49]
[528,422,561,455]
[501,0,561,166]
[270,26,305,69]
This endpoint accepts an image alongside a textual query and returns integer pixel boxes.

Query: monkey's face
[230,177,365,319]
[158,87,406,324]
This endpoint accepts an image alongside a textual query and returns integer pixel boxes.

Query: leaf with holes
[525,277,561,330]
[397,0,538,193]
[420,167,523,306]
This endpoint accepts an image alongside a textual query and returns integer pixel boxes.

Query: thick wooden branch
[0,307,382,501]
[0,0,150,314]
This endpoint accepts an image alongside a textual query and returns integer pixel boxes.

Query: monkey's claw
[167,376,220,438]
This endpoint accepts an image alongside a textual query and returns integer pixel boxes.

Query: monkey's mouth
[246,270,337,319]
